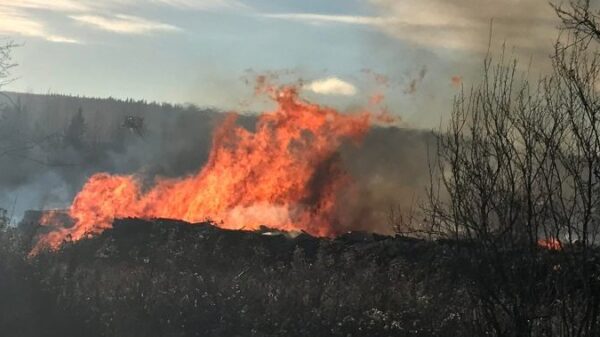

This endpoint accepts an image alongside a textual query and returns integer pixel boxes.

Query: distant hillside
[0,91,224,143]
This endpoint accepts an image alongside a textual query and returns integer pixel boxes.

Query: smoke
[355,0,565,129]
[0,93,222,222]
[340,126,433,234]
[369,0,557,59]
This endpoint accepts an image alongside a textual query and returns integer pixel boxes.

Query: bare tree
[426,2,600,336]
[0,40,16,86]
[554,0,600,44]
[0,40,22,159]
[0,42,73,165]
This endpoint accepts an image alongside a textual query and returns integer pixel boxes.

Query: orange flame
[33,86,377,253]
[538,238,562,250]
[451,76,462,88]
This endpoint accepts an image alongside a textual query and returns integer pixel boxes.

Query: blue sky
[0,0,559,127]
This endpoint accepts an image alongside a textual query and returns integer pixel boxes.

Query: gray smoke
[0,92,223,223]
[369,0,557,60]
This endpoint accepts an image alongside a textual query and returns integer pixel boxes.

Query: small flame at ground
[538,238,562,250]
[33,86,386,254]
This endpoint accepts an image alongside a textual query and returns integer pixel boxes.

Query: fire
[33,86,379,253]
[538,238,562,250]
[451,75,462,88]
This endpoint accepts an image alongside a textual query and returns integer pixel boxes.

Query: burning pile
[34,86,382,253]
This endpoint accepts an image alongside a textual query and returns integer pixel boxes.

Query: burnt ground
[0,217,580,337]
[0,218,471,337]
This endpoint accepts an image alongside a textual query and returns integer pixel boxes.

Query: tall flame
[33,86,377,253]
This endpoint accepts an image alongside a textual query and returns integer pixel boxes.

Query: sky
[0,0,561,127]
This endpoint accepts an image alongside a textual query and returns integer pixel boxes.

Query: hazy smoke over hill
[0,93,220,221]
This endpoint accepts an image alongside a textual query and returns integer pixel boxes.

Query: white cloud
[151,0,247,10]
[263,13,386,26]
[0,0,247,12]
[0,6,80,43]
[1,0,90,12]
[46,35,79,44]
[70,14,181,35]
[304,77,357,96]
[0,0,247,42]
